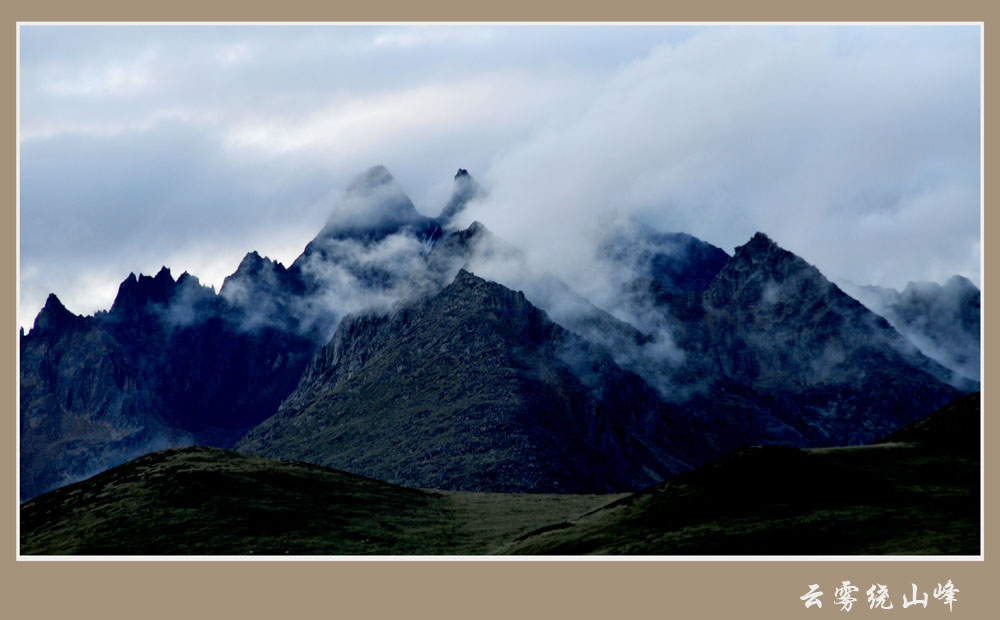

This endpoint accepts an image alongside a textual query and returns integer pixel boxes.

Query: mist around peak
[841,277,981,385]
[20,165,977,504]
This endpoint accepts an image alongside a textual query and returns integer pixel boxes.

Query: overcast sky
[18,24,981,329]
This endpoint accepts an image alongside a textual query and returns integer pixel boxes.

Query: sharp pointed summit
[439,168,484,224]
[42,292,69,314]
[312,165,439,244]
[31,293,77,335]
[345,164,396,192]
[706,232,827,307]
[220,251,286,298]
[231,250,275,277]
[154,266,174,283]
[109,268,178,317]
[735,232,784,261]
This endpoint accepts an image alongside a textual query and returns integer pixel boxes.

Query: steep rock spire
[439,168,484,224]
[31,293,78,335]
[109,268,177,317]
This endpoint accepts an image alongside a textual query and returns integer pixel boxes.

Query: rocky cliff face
[237,270,705,493]
[20,293,180,500]
[438,168,485,224]
[20,268,316,500]
[631,232,962,452]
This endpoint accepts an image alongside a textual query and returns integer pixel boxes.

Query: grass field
[20,447,623,555]
[20,438,978,556]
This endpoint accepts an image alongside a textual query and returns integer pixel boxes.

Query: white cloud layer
[18,24,980,329]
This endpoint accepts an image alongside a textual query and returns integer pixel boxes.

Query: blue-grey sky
[18,24,981,328]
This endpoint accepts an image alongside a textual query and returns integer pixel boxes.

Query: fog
[843,277,981,383]
[19,25,980,331]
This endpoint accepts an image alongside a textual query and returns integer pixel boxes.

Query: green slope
[502,393,980,555]
[21,393,979,556]
[500,442,978,555]
[19,446,620,555]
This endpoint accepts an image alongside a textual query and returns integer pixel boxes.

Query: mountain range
[20,166,978,507]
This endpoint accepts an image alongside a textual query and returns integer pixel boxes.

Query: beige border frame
[2,3,992,618]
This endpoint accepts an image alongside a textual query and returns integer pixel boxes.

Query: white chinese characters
[866,584,893,610]
[800,584,824,609]
[903,584,928,609]
[834,581,859,612]
[802,582,958,612]
[934,580,960,611]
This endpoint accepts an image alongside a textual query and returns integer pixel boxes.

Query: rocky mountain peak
[693,230,971,398]
[900,274,979,303]
[898,276,980,321]
[345,165,395,193]
[154,266,174,284]
[316,165,427,242]
[706,232,826,307]
[31,293,78,335]
[599,217,730,295]
[738,231,782,258]
[233,251,274,276]
[42,292,69,314]
[340,165,412,212]
[218,251,299,312]
[452,267,481,288]
[945,274,978,291]
[438,221,489,250]
[444,268,527,308]
[110,268,178,316]
[175,271,201,288]
[439,168,484,224]
[722,232,793,278]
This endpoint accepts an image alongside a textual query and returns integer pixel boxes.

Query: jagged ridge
[238,269,705,493]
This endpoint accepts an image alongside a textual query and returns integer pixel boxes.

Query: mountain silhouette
[20,167,975,502]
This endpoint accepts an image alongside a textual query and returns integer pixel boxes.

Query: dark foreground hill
[21,393,979,556]
[19,446,619,555]
[503,392,980,555]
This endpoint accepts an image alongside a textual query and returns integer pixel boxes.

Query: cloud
[222,73,583,163]
[369,27,495,49]
[19,120,336,324]
[18,25,980,331]
[460,26,980,299]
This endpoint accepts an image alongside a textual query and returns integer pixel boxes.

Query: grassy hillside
[20,447,620,555]
[500,394,979,555]
[22,394,979,556]
[501,442,978,555]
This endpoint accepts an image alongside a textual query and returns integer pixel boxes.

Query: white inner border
[14,21,987,563]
